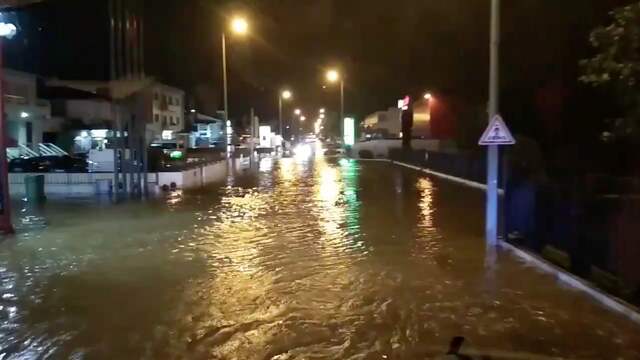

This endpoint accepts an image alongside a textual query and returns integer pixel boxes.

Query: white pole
[222,32,228,125]
[486,0,500,245]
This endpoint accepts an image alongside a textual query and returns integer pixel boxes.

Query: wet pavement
[1,150,639,359]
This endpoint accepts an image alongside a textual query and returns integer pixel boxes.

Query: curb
[358,157,640,325]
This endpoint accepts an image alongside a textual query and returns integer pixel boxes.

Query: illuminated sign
[161,130,174,140]
[343,117,355,146]
[397,96,410,110]
[259,126,272,147]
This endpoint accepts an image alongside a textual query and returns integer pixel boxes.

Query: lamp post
[0,19,16,235]
[278,90,292,137]
[326,70,344,121]
[325,69,344,139]
[486,0,500,245]
[221,16,248,137]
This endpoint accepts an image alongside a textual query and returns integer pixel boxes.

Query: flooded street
[1,152,639,359]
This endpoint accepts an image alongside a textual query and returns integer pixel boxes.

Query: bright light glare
[20,112,29,118]
[294,109,301,115]
[344,117,356,146]
[294,143,312,158]
[326,69,340,83]
[424,93,432,100]
[0,23,17,38]
[281,90,292,99]
[319,108,325,113]
[300,116,306,121]
[230,17,249,35]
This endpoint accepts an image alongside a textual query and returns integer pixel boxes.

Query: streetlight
[0,17,16,234]
[319,108,325,114]
[278,89,293,136]
[319,113,325,119]
[221,16,249,136]
[300,116,306,121]
[294,108,301,116]
[423,92,432,100]
[230,17,248,35]
[325,68,345,137]
[326,69,339,83]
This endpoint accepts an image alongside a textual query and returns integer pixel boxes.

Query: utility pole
[0,37,14,234]
[340,79,344,138]
[249,107,255,165]
[221,33,228,127]
[486,0,500,245]
[278,96,283,137]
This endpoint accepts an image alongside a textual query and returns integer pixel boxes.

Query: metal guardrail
[7,143,68,161]
[37,143,67,156]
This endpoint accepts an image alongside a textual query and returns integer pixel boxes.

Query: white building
[46,78,185,143]
[148,83,185,140]
[362,107,402,138]
[3,69,51,148]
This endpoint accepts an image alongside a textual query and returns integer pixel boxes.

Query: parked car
[9,157,49,173]
[42,155,89,173]
[9,155,88,173]
[323,143,345,156]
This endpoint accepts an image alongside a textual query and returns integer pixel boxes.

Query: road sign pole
[486,0,500,245]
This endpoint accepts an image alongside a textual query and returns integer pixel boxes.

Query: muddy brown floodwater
[1,153,639,359]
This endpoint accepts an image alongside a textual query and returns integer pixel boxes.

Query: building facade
[362,107,402,139]
[3,68,50,148]
[148,83,185,139]
[45,78,184,143]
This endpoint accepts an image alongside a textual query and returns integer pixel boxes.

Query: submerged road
[0,150,639,359]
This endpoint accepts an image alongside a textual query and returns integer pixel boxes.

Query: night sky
[2,0,634,127]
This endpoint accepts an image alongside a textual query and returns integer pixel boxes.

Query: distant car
[323,143,345,156]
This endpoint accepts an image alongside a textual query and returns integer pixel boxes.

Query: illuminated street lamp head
[300,116,306,121]
[319,113,325,119]
[319,108,325,113]
[281,90,292,100]
[424,92,432,100]
[230,17,249,35]
[294,108,301,116]
[326,69,340,83]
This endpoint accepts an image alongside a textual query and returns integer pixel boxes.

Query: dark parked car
[9,157,49,173]
[9,155,88,173]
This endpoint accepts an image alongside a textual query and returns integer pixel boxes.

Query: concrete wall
[9,172,116,196]
[9,161,228,197]
[156,161,227,189]
[352,139,455,158]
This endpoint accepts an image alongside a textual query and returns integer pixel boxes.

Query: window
[26,122,33,145]
[154,114,159,123]
[170,116,174,125]
[154,92,159,100]
[168,97,173,105]
[162,115,167,127]
[176,116,181,124]
[175,98,180,106]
